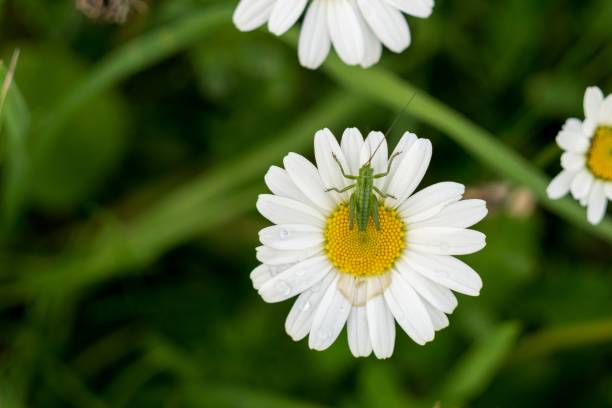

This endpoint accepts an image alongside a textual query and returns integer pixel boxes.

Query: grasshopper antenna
[366,91,417,164]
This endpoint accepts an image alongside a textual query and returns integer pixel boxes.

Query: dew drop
[279,228,290,240]
[275,280,291,296]
[301,301,311,312]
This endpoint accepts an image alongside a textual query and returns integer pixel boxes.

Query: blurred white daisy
[232,0,434,69]
[547,86,612,225]
[252,128,487,358]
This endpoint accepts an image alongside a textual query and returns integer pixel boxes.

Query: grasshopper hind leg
[370,194,380,230]
[349,193,358,230]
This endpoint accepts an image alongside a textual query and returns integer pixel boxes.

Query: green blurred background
[1,0,612,406]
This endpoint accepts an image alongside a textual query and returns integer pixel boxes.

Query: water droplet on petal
[279,229,290,240]
[275,280,291,296]
[318,329,330,341]
[301,301,311,312]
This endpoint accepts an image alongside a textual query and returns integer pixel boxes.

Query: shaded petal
[265,166,310,202]
[584,86,604,121]
[383,271,434,345]
[384,0,434,17]
[251,263,295,290]
[387,139,432,205]
[367,277,396,358]
[256,245,322,265]
[285,271,336,341]
[259,255,332,302]
[422,298,449,331]
[556,129,590,154]
[599,95,612,126]
[298,0,331,69]
[561,152,586,170]
[309,276,352,350]
[570,169,594,200]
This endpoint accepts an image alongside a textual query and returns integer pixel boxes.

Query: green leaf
[0,51,30,233]
[437,322,521,406]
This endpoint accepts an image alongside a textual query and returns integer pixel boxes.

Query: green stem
[511,318,612,363]
[308,53,612,243]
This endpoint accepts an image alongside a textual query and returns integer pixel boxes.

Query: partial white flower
[232,0,434,69]
[547,86,612,225]
[252,128,487,359]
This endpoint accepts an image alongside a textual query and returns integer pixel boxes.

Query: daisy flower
[232,0,434,69]
[547,86,612,225]
[252,128,487,358]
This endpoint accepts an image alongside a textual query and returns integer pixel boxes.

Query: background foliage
[1,0,612,406]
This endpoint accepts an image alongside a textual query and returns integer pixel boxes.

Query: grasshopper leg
[326,184,356,193]
[333,154,358,180]
[349,193,357,230]
[373,186,396,199]
[370,194,380,230]
[373,151,402,178]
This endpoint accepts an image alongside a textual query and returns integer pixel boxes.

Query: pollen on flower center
[587,126,612,181]
[324,203,405,277]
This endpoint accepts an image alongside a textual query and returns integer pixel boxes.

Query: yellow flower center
[324,203,405,277]
[587,126,612,181]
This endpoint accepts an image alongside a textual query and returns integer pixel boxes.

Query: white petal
[309,277,351,350]
[547,169,576,200]
[401,251,482,296]
[315,128,351,203]
[411,199,488,229]
[561,152,586,170]
[357,0,411,52]
[556,129,590,154]
[396,263,458,314]
[605,182,612,201]
[407,227,486,255]
[298,0,331,69]
[398,181,465,222]
[257,194,325,227]
[347,306,373,357]
[384,0,434,18]
[599,95,612,126]
[284,153,335,212]
[587,181,608,225]
[268,0,307,35]
[251,263,295,290]
[340,128,365,174]
[327,0,364,65]
[367,277,396,358]
[233,0,276,31]
[562,118,583,133]
[584,86,604,121]
[570,169,594,200]
[259,224,323,250]
[265,166,310,202]
[285,271,336,341]
[259,255,332,302]
[351,0,383,68]
[422,299,449,331]
[387,139,432,204]
[383,271,434,345]
[256,245,322,265]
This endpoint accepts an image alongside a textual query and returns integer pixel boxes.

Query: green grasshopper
[326,145,402,232]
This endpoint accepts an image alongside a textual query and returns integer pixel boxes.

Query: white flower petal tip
[548,86,612,224]
[253,128,486,358]
[233,0,433,68]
